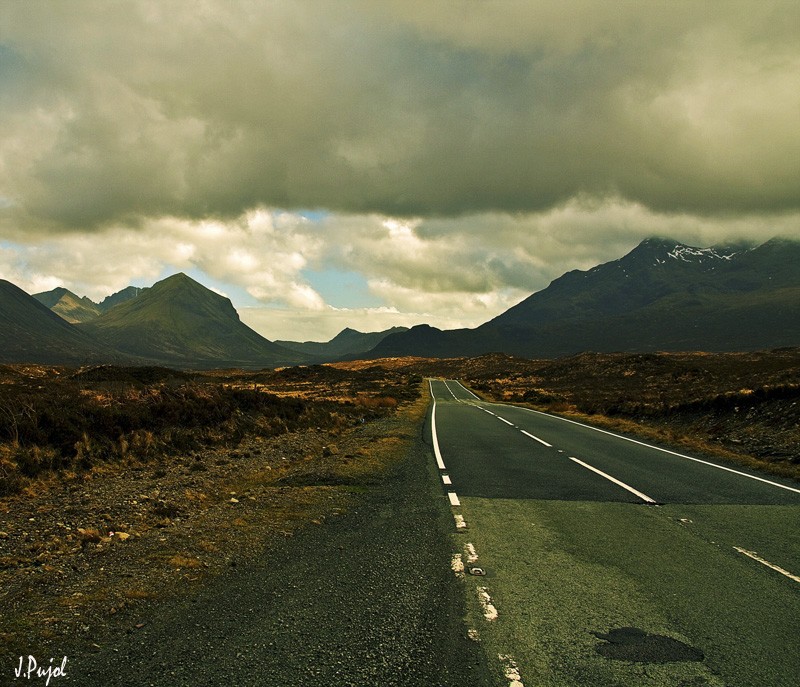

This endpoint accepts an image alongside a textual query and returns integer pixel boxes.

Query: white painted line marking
[497,416,515,427]
[442,474,452,485]
[448,491,461,507]
[451,553,465,578]
[520,430,552,447]
[734,547,800,583]
[430,398,446,470]
[499,654,525,687]
[454,514,467,529]
[477,587,498,621]
[465,542,479,564]
[454,380,481,400]
[518,406,800,496]
[569,456,657,504]
[442,380,458,400]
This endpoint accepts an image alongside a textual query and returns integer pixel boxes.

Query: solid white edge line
[429,383,447,471]
[448,491,461,507]
[515,406,800,496]
[733,547,800,583]
[454,380,481,400]
[520,429,552,448]
[569,456,657,504]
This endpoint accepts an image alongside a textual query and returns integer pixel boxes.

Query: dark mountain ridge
[277,326,409,362]
[79,273,304,369]
[369,236,800,359]
[33,287,102,324]
[0,280,126,364]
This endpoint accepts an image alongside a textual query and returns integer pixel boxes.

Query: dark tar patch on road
[592,627,705,663]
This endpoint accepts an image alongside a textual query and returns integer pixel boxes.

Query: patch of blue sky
[302,267,382,309]
[295,209,329,223]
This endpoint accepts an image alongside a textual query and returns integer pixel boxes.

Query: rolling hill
[78,273,306,368]
[369,237,800,359]
[277,326,409,362]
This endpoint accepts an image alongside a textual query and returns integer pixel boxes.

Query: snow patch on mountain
[661,244,742,265]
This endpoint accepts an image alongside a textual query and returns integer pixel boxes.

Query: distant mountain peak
[99,285,147,312]
[631,236,741,267]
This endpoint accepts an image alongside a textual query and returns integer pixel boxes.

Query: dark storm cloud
[1,0,799,234]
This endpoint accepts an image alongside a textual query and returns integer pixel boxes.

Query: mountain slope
[368,237,800,359]
[99,286,148,312]
[0,281,123,364]
[34,287,102,323]
[277,326,409,362]
[79,273,305,368]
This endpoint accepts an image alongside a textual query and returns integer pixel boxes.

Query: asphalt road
[428,378,800,687]
[65,415,495,687]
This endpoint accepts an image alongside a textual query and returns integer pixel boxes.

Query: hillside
[34,287,102,323]
[277,326,408,362]
[0,280,123,364]
[79,273,305,368]
[369,237,800,359]
[99,285,148,312]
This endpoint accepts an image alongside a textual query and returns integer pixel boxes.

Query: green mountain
[369,237,800,359]
[277,326,409,362]
[98,285,148,312]
[79,273,305,368]
[0,280,123,364]
[34,287,102,324]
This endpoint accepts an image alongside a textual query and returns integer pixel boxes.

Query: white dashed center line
[734,547,800,583]
[520,429,552,447]
[568,456,657,504]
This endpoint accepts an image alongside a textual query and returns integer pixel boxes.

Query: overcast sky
[1,1,799,340]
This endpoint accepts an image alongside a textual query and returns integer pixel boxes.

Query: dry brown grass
[167,554,204,569]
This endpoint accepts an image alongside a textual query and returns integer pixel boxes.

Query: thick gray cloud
[2,1,800,340]
[1,0,799,233]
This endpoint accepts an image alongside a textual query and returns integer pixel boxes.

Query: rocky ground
[0,365,423,668]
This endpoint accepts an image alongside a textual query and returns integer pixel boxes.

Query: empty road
[428,378,800,687]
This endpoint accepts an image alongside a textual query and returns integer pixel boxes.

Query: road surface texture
[63,413,496,687]
[428,378,800,687]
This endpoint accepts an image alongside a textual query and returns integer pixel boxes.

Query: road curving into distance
[428,378,800,687]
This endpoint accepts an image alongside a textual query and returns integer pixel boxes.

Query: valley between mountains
[1,236,800,368]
